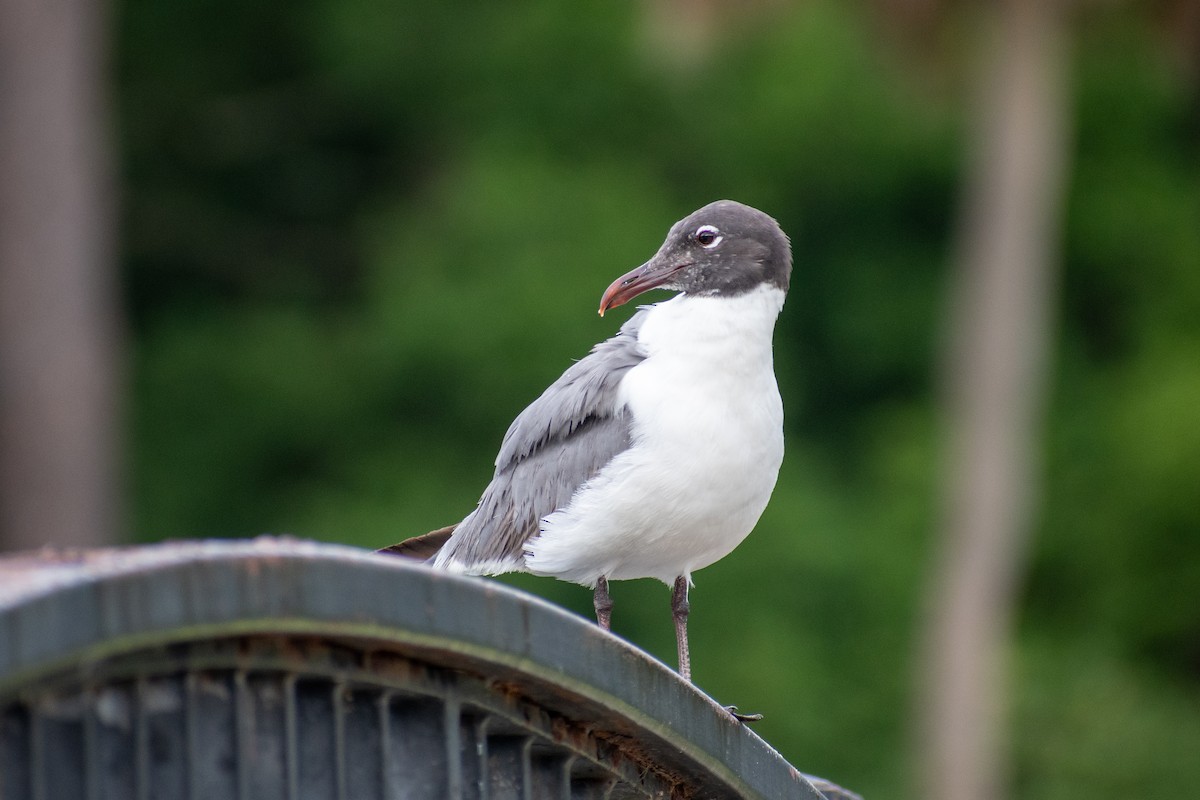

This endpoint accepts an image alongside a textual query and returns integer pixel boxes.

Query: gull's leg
[672,575,762,722]
[594,576,613,631]
[671,576,691,682]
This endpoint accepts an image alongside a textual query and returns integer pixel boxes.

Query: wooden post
[0,0,121,549]
[920,1,1071,798]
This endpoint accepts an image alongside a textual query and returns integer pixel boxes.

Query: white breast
[525,284,786,587]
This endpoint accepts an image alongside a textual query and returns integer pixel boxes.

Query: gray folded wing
[433,311,648,573]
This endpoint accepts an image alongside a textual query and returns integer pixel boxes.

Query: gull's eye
[694,225,722,248]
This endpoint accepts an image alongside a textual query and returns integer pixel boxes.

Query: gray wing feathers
[496,312,647,469]
[434,312,648,572]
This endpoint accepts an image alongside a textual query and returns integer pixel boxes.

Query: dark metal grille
[2,637,669,799]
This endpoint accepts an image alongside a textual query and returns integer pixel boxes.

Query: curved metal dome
[0,538,858,800]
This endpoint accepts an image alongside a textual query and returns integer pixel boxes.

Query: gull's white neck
[635,283,786,367]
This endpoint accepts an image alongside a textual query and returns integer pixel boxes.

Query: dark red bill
[598,260,691,316]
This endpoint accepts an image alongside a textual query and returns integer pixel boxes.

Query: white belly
[524,285,786,586]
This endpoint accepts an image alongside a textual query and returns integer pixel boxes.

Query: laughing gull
[382,200,791,697]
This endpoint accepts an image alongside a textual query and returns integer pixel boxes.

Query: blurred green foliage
[117,1,1199,797]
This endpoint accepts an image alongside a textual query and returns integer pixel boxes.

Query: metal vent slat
[246,674,287,800]
[384,695,448,798]
[486,734,528,800]
[343,689,382,799]
[332,682,347,800]
[294,681,336,800]
[529,750,570,800]
[37,698,87,799]
[457,706,485,800]
[147,677,189,800]
[92,685,135,800]
[283,676,299,800]
[1,705,31,800]
[187,673,237,800]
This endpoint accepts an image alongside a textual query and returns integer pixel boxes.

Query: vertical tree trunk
[0,0,121,550]
[919,1,1070,799]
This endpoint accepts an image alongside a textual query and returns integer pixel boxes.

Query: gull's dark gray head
[600,200,792,315]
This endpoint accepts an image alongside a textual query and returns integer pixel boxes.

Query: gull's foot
[801,774,864,800]
[724,705,764,723]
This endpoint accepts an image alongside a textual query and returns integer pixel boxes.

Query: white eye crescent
[694,225,722,248]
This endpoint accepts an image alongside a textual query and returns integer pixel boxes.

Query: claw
[724,705,764,723]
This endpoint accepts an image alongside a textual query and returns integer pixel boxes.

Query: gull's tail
[377,524,456,561]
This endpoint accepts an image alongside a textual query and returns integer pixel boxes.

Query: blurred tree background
[4,0,1199,797]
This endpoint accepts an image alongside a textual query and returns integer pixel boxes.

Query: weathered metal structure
[0,539,859,799]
